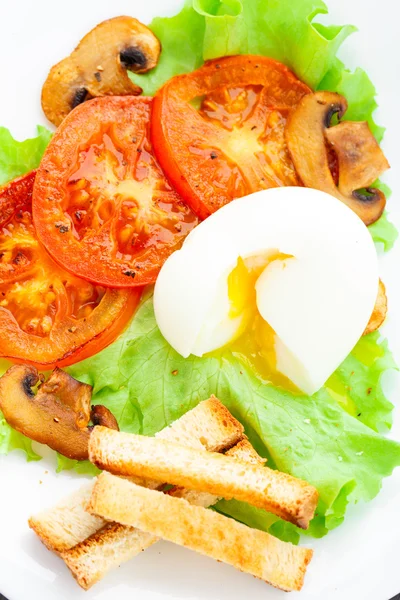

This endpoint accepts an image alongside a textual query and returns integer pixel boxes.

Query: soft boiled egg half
[154,187,379,395]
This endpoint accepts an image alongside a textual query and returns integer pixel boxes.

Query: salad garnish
[0,0,399,593]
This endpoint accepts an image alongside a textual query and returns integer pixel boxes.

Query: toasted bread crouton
[156,395,244,451]
[29,397,243,554]
[169,437,266,507]
[89,473,313,592]
[62,522,158,589]
[129,395,245,490]
[28,482,105,553]
[89,428,318,529]
[225,437,266,466]
[62,434,265,589]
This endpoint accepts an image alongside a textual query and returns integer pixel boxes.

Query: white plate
[0,1,400,599]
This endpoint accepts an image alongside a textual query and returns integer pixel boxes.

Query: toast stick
[88,472,313,592]
[61,436,265,588]
[29,397,243,552]
[89,428,318,529]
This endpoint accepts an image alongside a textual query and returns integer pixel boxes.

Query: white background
[0,1,399,599]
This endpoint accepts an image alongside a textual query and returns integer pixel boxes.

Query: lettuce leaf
[195,0,356,87]
[0,126,52,185]
[0,415,41,462]
[132,0,396,247]
[132,0,356,92]
[68,297,400,542]
[326,333,397,433]
[369,211,398,252]
[56,454,100,476]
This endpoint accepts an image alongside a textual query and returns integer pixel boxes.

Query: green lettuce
[369,213,398,252]
[67,297,400,542]
[56,454,100,476]
[0,414,41,462]
[132,0,356,93]
[0,126,52,185]
[132,0,396,247]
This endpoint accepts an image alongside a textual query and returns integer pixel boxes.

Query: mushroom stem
[91,405,120,431]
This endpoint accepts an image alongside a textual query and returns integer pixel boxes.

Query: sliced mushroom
[364,280,387,335]
[286,91,389,225]
[37,366,91,428]
[42,16,161,126]
[0,364,118,460]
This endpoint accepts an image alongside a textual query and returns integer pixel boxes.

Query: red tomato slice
[151,55,311,219]
[33,96,198,288]
[0,172,141,369]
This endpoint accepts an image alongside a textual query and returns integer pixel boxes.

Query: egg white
[154,187,379,394]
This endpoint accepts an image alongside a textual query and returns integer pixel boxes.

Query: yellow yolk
[222,254,299,391]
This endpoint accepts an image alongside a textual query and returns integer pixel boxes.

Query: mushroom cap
[285,91,389,226]
[0,364,119,460]
[42,16,161,126]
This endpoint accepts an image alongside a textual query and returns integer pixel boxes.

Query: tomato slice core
[33,96,198,287]
[0,172,140,368]
[151,55,311,219]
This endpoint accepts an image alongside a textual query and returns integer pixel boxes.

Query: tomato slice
[0,172,141,369]
[0,171,39,284]
[151,55,311,219]
[33,96,198,288]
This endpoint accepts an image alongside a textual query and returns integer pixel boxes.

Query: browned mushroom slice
[91,404,120,430]
[364,280,387,335]
[37,366,91,428]
[285,91,389,225]
[325,120,389,212]
[0,364,118,460]
[42,16,161,126]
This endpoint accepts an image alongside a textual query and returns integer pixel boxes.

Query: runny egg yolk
[224,253,299,391]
